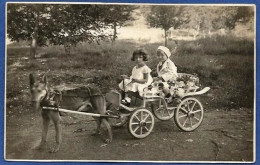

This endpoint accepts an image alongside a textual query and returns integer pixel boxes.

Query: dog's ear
[29,74,35,89]
[42,74,47,85]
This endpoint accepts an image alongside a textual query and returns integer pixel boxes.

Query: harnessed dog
[29,74,112,152]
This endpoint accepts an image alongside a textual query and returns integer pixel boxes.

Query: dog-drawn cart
[41,73,210,140]
[105,73,210,138]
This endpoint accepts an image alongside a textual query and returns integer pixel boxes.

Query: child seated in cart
[152,46,178,98]
[149,46,200,101]
[119,48,153,105]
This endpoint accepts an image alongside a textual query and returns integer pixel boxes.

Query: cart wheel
[152,101,175,121]
[107,104,128,128]
[174,97,204,132]
[128,108,155,138]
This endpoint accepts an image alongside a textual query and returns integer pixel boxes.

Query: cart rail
[42,106,119,118]
[182,87,210,97]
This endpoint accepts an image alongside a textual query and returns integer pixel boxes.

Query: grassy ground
[5,36,254,161]
[7,35,254,111]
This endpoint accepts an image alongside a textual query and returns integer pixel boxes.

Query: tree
[7,4,113,56]
[47,4,111,55]
[103,5,137,42]
[7,4,51,59]
[145,6,190,46]
[183,6,221,39]
[212,6,254,31]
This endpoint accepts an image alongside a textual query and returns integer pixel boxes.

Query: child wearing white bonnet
[155,45,178,82]
[153,45,178,98]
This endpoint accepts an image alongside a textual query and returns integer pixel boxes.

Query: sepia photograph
[5,2,255,162]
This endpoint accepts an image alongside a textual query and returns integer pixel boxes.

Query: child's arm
[161,61,177,81]
[121,75,130,79]
[132,73,148,84]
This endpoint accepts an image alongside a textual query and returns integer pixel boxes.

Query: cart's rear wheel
[174,97,204,132]
[128,108,154,138]
[151,101,175,121]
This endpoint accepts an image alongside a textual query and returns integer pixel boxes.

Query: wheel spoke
[131,122,139,125]
[134,115,140,121]
[166,109,171,116]
[186,100,191,111]
[162,108,165,117]
[141,111,143,120]
[143,114,149,121]
[189,117,193,127]
[180,107,188,113]
[140,127,143,135]
[190,101,197,112]
[182,117,188,127]
[178,114,187,119]
[133,126,140,133]
[193,109,202,114]
[194,116,200,121]
[144,126,149,131]
[146,121,153,124]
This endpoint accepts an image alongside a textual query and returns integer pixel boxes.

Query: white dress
[157,58,178,82]
[119,65,153,96]
[156,58,178,89]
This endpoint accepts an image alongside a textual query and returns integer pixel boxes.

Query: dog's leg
[91,117,101,136]
[90,95,112,143]
[50,111,62,153]
[101,118,113,143]
[35,115,50,150]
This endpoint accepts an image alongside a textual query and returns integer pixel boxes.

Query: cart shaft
[42,106,118,118]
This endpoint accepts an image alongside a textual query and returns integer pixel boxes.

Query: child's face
[135,55,145,65]
[157,50,168,62]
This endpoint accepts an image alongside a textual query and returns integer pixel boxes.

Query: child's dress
[157,58,178,82]
[119,65,153,96]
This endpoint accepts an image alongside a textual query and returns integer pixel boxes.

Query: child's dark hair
[131,48,149,61]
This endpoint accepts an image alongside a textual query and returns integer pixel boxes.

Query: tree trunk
[30,39,37,59]
[164,29,167,47]
[64,43,71,56]
[112,21,117,43]
[208,29,212,38]
[202,30,206,38]
[30,9,39,59]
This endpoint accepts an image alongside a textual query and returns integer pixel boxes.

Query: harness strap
[86,86,92,97]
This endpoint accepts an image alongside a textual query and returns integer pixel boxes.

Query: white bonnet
[157,46,171,58]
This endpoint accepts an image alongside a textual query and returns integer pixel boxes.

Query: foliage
[47,4,112,54]
[212,6,254,30]
[7,4,115,56]
[176,35,254,56]
[145,6,190,46]
[7,36,254,109]
[102,5,138,42]
[182,6,254,39]
[7,4,50,46]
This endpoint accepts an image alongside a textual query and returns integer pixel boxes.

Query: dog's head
[29,74,48,111]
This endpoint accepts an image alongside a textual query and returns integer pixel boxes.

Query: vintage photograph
[5,3,255,162]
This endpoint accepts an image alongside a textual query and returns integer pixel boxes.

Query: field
[5,35,254,161]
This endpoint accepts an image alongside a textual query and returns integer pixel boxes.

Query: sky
[117,15,164,43]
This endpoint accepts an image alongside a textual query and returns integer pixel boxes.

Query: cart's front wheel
[175,97,204,132]
[128,108,155,138]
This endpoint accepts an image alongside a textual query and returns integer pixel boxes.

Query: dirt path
[5,107,254,162]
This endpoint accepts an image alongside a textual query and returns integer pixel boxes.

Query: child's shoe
[121,97,131,106]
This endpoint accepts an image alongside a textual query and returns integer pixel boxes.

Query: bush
[6,37,254,110]
[174,35,254,56]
